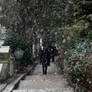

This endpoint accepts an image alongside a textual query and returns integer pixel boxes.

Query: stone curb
[2,63,36,92]
[0,83,7,92]
[2,74,26,92]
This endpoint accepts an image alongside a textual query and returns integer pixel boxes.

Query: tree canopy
[2,0,69,46]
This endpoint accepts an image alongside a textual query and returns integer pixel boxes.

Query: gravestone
[0,46,14,82]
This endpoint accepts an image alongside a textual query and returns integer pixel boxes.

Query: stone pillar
[0,46,13,81]
[9,55,14,76]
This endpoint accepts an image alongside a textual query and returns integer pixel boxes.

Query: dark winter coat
[39,49,47,66]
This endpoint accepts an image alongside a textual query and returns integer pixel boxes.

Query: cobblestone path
[13,63,74,92]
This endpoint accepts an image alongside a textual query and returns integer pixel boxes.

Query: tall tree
[3,0,69,45]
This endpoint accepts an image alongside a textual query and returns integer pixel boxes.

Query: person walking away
[45,47,51,66]
[39,49,48,75]
[50,46,58,62]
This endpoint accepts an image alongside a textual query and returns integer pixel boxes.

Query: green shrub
[4,32,32,66]
[66,40,92,90]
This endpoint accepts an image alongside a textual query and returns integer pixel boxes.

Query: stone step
[13,88,73,92]
[18,78,68,89]
[25,75,62,80]
[32,63,58,75]
[24,76,65,83]
[18,75,68,89]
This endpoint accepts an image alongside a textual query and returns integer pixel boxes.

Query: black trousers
[42,64,47,75]
[47,58,50,66]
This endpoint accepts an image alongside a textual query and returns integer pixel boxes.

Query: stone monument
[0,46,14,82]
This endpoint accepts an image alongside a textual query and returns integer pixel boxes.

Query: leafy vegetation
[4,32,32,66]
[2,0,68,46]
[66,41,92,91]
[56,0,92,91]
[1,0,69,68]
[1,0,92,91]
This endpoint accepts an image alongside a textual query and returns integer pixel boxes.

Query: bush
[66,40,92,91]
[4,32,32,66]
[56,20,89,49]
